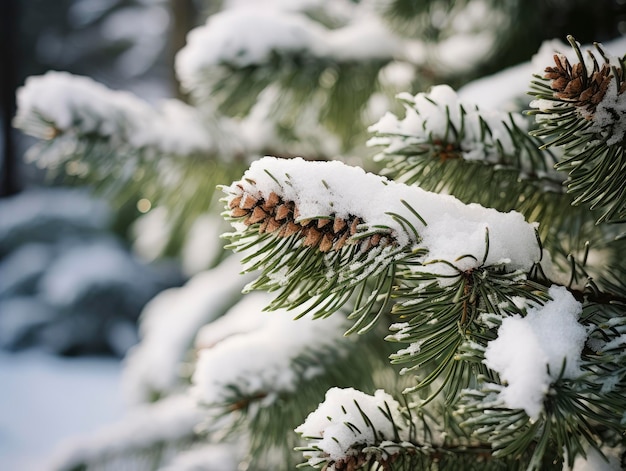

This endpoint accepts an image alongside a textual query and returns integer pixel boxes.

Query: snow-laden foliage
[483,285,587,419]
[14,71,215,157]
[225,156,540,281]
[192,292,351,409]
[123,256,249,403]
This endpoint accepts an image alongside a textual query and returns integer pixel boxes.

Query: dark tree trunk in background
[1,0,20,196]
[169,0,200,100]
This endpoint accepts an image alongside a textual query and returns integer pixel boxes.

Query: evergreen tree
[12,1,626,470]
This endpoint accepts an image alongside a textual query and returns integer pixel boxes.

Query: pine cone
[544,53,612,115]
[228,188,394,253]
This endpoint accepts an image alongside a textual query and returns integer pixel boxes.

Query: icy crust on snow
[14,71,213,155]
[123,256,250,403]
[295,387,409,468]
[368,84,529,163]
[484,286,588,419]
[175,8,406,89]
[227,157,540,278]
[191,292,350,408]
[47,394,202,470]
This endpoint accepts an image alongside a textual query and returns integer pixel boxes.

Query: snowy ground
[0,350,125,470]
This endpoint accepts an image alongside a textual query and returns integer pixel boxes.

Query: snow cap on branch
[14,71,214,156]
[225,156,540,279]
[484,285,588,419]
[175,8,406,90]
[191,292,350,409]
[368,85,526,163]
[295,387,409,469]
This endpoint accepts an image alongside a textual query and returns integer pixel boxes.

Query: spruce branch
[13,71,245,253]
[222,157,540,333]
[528,35,626,225]
[366,85,598,247]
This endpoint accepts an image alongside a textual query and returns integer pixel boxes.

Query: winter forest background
[1,0,626,470]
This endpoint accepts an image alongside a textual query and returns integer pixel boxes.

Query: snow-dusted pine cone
[228,188,394,253]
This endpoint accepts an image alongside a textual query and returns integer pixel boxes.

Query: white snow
[484,285,588,419]
[14,71,214,156]
[227,156,540,279]
[175,8,408,91]
[566,446,623,471]
[122,256,251,403]
[191,292,350,408]
[176,10,326,81]
[0,351,124,471]
[369,85,526,163]
[295,387,408,468]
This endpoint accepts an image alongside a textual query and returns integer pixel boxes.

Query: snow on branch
[222,156,541,332]
[123,257,250,403]
[295,387,410,470]
[368,85,561,185]
[191,292,351,411]
[14,71,216,158]
[483,285,587,419]
[175,9,406,91]
[529,36,626,224]
[225,156,539,276]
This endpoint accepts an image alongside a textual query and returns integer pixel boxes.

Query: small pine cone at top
[228,187,394,253]
[544,50,624,115]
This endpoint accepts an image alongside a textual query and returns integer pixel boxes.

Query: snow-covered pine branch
[368,84,560,185]
[122,256,251,403]
[14,71,221,163]
[223,156,541,321]
[222,156,556,399]
[189,290,395,466]
[295,388,411,470]
[529,36,626,225]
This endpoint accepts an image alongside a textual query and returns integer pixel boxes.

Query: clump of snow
[14,71,214,156]
[175,8,408,91]
[227,156,540,279]
[484,285,588,419]
[324,13,404,62]
[176,10,326,83]
[191,292,350,408]
[122,256,250,403]
[295,387,409,468]
[369,85,527,164]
